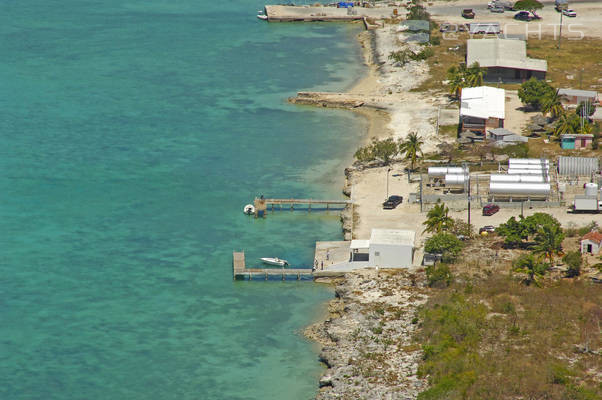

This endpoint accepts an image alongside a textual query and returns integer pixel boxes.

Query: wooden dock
[232,251,314,281]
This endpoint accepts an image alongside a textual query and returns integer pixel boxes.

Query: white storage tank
[585,183,599,197]
[490,174,545,183]
[508,169,548,175]
[428,167,464,177]
[489,182,551,198]
[445,174,467,187]
[509,158,550,166]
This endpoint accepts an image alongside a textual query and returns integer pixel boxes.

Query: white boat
[243,204,255,215]
[260,257,289,267]
[257,14,268,20]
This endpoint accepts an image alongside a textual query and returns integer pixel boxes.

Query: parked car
[562,9,577,17]
[482,203,500,216]
[383,195,403,209]
[514,11,532,21]
[490,6,505,13]
[462,8,475,19]
[479,225,496,234]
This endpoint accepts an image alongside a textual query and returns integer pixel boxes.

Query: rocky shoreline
[301,23,438,399]
[305,269,429,399]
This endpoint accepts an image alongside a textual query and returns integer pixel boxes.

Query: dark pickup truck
[383,195,403,210]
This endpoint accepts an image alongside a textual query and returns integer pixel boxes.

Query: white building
[581,232,602,255]
[332,228,416,272]
[460,86,505,134]
[369,229,415,268]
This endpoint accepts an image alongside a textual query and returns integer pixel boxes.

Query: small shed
[557,89,599,107]
[488,127,528,146]
[560,134,594,150]
[581,231,602,255]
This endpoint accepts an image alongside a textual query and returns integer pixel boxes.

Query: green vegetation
[577,101,596,118]
[512,253,548,286]
[354,138,398,165]
[416,276,602,399]
[447,62,486,99]
[540,89,564,119]
[562,251,582,278]
[496,213,562,249]
[513,0,544,16]
[533,224,565,264]
[399,132,424,170]
[424,233,463,263]
[389,47,434,66]
[492,142,529,158]
[423,203,453,234]
[425,264,453,288]
[518,78,554,110]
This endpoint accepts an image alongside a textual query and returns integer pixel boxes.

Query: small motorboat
[243,204,255,215]
[260,257,289,267]
[257,10,268,20]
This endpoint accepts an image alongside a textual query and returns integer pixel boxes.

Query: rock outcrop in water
[306,269,429,399]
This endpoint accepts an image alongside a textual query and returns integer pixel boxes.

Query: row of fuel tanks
[427,159,552,199]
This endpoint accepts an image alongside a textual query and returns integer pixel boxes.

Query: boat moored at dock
[260,257,289,267]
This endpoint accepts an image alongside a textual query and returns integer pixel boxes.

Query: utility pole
[557,10,563,49]
[386,167,392,199]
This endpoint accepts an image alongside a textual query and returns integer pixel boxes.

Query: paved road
[427,0,598,17]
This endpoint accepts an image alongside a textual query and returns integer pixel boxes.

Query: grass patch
[526,37,602,90]
[416,275,602,399]
[438,123,459,138]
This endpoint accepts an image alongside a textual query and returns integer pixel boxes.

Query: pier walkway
[254,197,350,215]
[232,251,314,281]
[264,5,397,22]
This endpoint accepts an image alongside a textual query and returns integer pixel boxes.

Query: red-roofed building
[580,232,602,255]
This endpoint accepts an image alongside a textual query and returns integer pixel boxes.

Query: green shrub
[518,77,555,110]
[425,233,464,263]
[426,264,453,288]
[562,251,582,277]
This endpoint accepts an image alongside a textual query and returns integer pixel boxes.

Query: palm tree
[399,132,424,171]
[423,202,453,233]
[578,120,593,135]
[533,224,565,265]
[465,62,486,87]
[553,111,579,136]
[512,253,547,286]
[447,65,466,99]
[541,90,564,119]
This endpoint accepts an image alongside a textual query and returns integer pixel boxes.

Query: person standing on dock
[321,261,323,270]
[326,250,330,261]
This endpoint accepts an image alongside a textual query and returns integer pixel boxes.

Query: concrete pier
[264,5,399,22]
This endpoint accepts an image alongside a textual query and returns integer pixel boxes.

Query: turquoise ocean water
[1,1,367,399]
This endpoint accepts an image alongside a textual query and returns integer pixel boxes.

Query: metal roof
[461,86,505,119]
[558,88,599,98]
[399,19,430,31]
[558,156,599,176]
[488,127,516,136]
[466,38,547,72]
[370,229,415,247]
